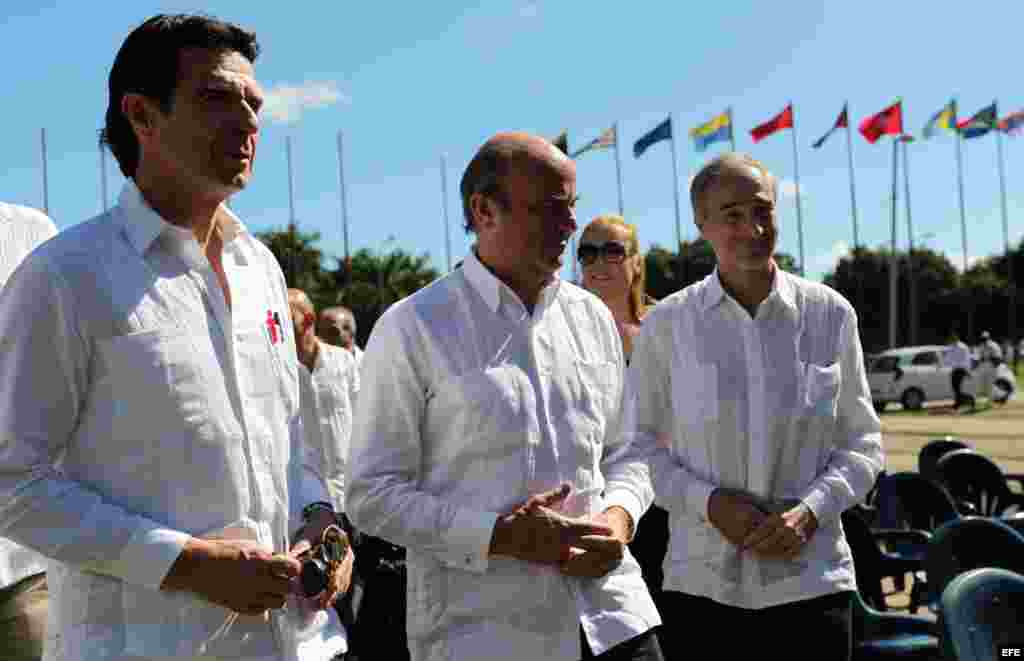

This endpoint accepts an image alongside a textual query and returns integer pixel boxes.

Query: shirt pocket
[800,361,841,418]
[672,361,719,427]
[97,327,210,433]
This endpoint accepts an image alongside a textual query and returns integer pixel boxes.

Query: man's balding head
[318,305,356,350]
[460,132,573,234]
[690,153,777,227]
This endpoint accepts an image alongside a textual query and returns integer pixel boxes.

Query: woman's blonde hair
[582,214,650,321]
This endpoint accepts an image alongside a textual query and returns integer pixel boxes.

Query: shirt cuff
[438,507,499,574]
[603,489,645,538]
[798,485,832,525]
[115,524,193,590]
[686,478,717,523]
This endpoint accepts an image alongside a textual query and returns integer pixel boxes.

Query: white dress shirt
[0,202,58,590]
[296,341,359,511]
[629,269,884,609]
[944,341,972,370]
[0,183,343,661]
[346,251,660,661]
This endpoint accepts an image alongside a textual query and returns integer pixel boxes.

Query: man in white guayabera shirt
[0,202,57,661]
[0,14,347,661]
[629,153,883,661]
[346,133,663,661]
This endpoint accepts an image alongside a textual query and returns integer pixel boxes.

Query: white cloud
[778,179,805,199]
[519,3,540,18]
[263,81,349,124]
[947,251,985,273]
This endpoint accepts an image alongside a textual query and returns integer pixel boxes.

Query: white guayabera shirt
[629,268,884,609]
[0,202,58,591]
[346,251,660,661]
[0,183,344,661]
[296,341,360,510]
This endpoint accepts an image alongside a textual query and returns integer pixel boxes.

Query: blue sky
[2,1,1023,285]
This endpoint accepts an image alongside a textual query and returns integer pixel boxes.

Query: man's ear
[303,311,316,332]
[469,192,498,232]
[121,93,159,142]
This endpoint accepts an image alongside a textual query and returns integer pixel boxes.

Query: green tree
[326,246,441,346]
[255,226,332,304]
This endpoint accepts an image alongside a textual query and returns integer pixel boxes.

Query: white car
[868,345,953,411]
[868,345,1017,411]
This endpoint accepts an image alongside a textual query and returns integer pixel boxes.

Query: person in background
[0,202,58,661]
[944,330,975,411]
[577,215,669,605]
[319,306,363,364]
[0,14,346,660]
[630,153,883,661]
[347,132,662,661]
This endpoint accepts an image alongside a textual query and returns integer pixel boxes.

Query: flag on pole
[998,110,1024,135]
[749,104,793,143]
[572,126,616,158]
[957,102,998,139]
[811,105,849,149]
[859,100,903,143]
[688,111,732,152]
[634,117,672,158]
[922,99,958,139]
[551,130,570,155]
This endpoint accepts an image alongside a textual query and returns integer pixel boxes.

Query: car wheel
[901,388,925,411]
[873,401,886,413]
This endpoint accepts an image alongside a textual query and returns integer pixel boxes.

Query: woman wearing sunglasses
[578,215,651,361]
[578,214,668,605]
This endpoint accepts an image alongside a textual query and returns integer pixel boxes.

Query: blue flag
[634,117,672,158]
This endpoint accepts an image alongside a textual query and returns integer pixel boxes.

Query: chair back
[918,437,970,482]
[841,509,889,611]
[940,568,1024,661]
[874,472,960,531]
[923,516,1024,606]
[936,449,1021,517]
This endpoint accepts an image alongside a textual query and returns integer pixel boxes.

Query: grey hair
[689,152,777,226]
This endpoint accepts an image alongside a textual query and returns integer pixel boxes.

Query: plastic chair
[922,516,1024,609]
[872,472,962,611]
[935,450,1024,517]
[841,510,930,613]
[843,511,940,660]
[939,568,1024,661]
[917,437,970,484]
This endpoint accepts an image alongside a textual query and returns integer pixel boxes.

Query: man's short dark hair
[99,14,260,179]
[459,144,511,234]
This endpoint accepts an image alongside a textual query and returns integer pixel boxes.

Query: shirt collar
[462,249,562,316]
[700,265,798,314]
[116,180,247,256]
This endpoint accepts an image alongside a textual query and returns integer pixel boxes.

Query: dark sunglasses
[578,241,629,266]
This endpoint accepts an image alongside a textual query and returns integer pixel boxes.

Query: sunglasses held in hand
[300,524,350,597]
[577,240,630,266]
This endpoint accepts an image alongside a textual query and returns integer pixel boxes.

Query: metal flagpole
[100,143,109,212]
[889,138,900,349]
[571,234,579,283]
[844,102,860,248]
[440,154,452,272]
[613,121,625,216]
[728,107,736,151]
[954,129,973,340]
[40,128,50,215]
[336,131,350,264]
[902,139,918,345]
[285,135,297,284]
[789,102,805,276]
[668,115,683,252]
[996,127,1015,348]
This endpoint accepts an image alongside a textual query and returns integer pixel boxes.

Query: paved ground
[879,397,1024,475]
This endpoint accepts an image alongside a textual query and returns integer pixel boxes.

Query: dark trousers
[951,367,974,409]
[656,591,853,661]
[580,628,664,661]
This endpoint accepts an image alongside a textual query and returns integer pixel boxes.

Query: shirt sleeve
[628,310,718,520]
[345,308,498,574]
[798,308,884,525]
[0,254,190,591]
[597,315,652,537]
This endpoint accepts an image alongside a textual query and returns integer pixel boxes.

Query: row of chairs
[842,437,1024,659]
